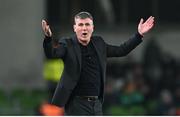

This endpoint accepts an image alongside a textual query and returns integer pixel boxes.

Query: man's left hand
[138,16,154,36]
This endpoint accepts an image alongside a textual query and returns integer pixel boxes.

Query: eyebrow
[78,23,91,26]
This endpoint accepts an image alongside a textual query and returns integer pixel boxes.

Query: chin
[81,38,89,41]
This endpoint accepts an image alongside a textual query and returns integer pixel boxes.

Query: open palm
[138,16,154,36]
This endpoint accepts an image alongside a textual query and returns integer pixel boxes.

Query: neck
[78,40,90,46]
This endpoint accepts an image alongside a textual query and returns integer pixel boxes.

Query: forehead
[75,18,93,24]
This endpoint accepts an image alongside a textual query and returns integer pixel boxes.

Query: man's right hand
[42,19,52,37]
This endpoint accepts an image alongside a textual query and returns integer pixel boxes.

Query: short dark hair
[74,11,93,23]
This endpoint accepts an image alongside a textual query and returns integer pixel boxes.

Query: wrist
[138,31,144,37]
[44,35,52,40]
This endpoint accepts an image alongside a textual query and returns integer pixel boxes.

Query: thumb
[139,18,144,25]
[42,19,47,31]
[42,19,46,26]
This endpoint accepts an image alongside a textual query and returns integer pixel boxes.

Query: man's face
[73,18,94,45]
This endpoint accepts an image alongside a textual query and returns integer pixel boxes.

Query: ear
[73,24,76,32]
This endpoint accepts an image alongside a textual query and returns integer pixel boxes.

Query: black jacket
[43,33,142,107]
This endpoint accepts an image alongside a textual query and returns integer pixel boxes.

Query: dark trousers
[65,96,103,115]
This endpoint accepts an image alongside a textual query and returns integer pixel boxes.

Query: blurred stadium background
[0,0,180,115]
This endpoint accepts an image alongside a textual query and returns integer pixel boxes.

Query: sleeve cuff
[44,36,52,42]
[136,32,143,41]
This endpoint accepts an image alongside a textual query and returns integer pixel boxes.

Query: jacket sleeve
[106,32,143,57]
[43,36,67,59]
[51,84,73,107]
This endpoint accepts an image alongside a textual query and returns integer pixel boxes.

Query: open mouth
[82,32,88,36]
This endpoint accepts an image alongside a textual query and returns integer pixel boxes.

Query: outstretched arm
[106,16,155,57]
[138,16,154,37]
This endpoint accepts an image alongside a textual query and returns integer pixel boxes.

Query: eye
[78,23,84,26]
[85,23,90,26]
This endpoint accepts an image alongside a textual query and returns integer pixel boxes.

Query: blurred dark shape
[155,89,176,115]
[161,53,178,91]
[103,78,120,115]
[143,37,163,98]
[174,86,180,115]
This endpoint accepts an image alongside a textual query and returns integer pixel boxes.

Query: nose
[82,25,87,30]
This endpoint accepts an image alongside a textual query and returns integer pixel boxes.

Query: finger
[146,16,152,23]
[48,28,52,35]
[42,20,50,32]
[139,18,144,25]
[149,17,155,24]
[46,25,52,36]
[42,20,47,31]
[46,25,50,32]
[146,16,154,24]
[42,20,52,37]
[144,16,151,24]
[42,19,46,24]
[146,22,154,32]
[42,20,49,28]
[149,22,154,29]
[44,26,49,34]
[42,20,46,26]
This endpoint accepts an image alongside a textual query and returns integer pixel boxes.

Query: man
[42,11,154,115]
